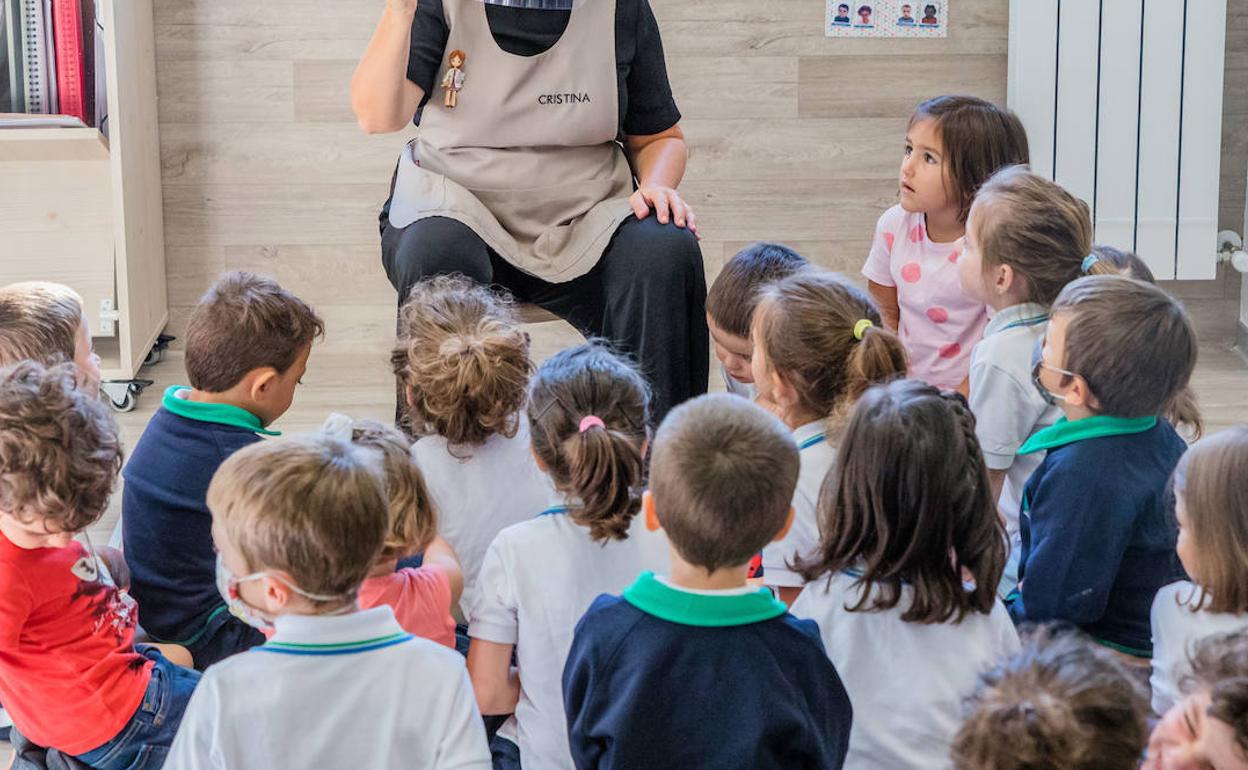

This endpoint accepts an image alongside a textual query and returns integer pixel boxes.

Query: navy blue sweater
[1009,417,1187,655]
[563,575,852,770]
[122,402,263,643]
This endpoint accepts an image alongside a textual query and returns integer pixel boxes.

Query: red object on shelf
[50,0,89,123]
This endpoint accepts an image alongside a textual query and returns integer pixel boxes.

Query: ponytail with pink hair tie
[579,415,605,433]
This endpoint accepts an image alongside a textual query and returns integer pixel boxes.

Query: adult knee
[613,218,705,289]
[383,216,493,297]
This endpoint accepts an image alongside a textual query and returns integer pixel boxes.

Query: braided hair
[796,379,1007,623]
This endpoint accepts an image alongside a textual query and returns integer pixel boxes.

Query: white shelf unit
[0,0,167,383]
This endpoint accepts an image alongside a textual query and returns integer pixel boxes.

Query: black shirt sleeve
[618,0,681,137]
[406,0,450,123]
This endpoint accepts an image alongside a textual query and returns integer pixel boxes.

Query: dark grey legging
[380,213,709,422]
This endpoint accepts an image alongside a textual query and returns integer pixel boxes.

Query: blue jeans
[74,647,201,770]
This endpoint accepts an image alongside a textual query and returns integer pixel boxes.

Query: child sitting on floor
[1008,276,1197,661]
[395,276,558,631]
[123,271,323,670]
[0,281,101,390]
[322,414,462,649]
[863,95,1029,392]
[1151,426,1248,714]
[467,342,670,770]
[750,268,907,603]
[563,393,853,770]
[952,626,1149,770]
[957,166,1090,593]
[704,242,808,399]
[165,434,489,769]
[791,379,1018,769]
[0,362,200,769]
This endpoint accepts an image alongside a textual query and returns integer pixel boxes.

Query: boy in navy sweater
[1008,275,1196,658]
[123,272,323,669]
[562,393,852,770]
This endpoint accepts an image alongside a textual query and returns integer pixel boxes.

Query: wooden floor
[3,283,1247,762]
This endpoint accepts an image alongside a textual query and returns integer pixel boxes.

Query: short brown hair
[705,242,808,338]
[0,282,84,368]
[951,626,1149,770]
[527,342,649,543]
[650,393,799,572]
[340,417,438,560]
[1051,275,1197,419]
[798,379,1005,623]
[971,167,1092,305]
[392,275,532,450]
[1184,632,1248,759]
[186,272,324,393]
[0,361,122,532]
[207,435,387,603]
[1087,244,1156,282]
[911,95,1031,222]
[754,269,907,422]
[1173,426,1248,613]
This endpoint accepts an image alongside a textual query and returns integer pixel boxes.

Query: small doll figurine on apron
[441,49,466,109]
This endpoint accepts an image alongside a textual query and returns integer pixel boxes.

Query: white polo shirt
[412,419,560,622]
[763,420,836,588]
[165,606,490,770]
[1150,581,1248,714]
[791,571,1020,770]
[469,509,670,770]
[968,303,1059,539]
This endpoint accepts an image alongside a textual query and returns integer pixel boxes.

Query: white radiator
[1008,0,1227,280]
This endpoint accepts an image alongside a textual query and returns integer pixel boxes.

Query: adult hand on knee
[629,185,699,238]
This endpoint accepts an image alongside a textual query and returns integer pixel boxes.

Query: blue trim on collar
[258,633,414,656]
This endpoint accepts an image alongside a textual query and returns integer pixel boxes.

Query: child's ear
[248,367,280,401]
[643,491,661,533]
[1066,375,1097,411]
[261,573,293,613]
[404,384,416,408]
[771,371,800,413]
[995,264,1016,296]
[529,443,548,473]
[771,507,796,542]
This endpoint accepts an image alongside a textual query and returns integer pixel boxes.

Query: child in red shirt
[325,415,462,649]
[0,361,199,769]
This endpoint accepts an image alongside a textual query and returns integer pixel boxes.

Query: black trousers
[380,213,709,423]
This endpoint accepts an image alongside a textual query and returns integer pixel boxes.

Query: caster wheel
[109,390,137,413]
[144,347,165,366]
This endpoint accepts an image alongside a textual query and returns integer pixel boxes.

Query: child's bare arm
[422,535,464,608]
[867,281,900,331]
[467,638,521,716]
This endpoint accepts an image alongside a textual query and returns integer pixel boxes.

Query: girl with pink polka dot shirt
[863,95,1030,391]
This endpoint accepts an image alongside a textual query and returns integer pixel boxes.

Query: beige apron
[388,0,636,282]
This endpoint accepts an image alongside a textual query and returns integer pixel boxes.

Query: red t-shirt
[358,566,456,649]
[0,532,153,755]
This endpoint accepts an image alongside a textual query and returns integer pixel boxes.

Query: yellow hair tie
[853,319,874,340]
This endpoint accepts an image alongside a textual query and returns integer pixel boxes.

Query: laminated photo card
[827,0,948,38]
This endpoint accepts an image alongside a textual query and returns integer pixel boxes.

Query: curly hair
[527,342,649,543]
[796,379,1006,623]
[951,626,1148,770]
[1183,631,1248,759]
[341,418,438,560]
[0,361,122,532]
[392,275,533,453]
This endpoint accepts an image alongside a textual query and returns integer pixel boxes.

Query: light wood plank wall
[153,0,1246,358]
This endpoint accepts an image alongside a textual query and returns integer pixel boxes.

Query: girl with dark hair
[791,379,1017,770]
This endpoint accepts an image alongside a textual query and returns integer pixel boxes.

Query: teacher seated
[352,0,709,421]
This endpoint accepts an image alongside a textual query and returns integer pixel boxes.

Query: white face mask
[215,554,348,632]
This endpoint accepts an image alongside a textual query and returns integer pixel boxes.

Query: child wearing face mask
[0,362,201,770]
[1007,276,1197,663]
[862,95,1029,392]
[1144,631,1248,770]
[169,434,490,770]
[1150,427,1248,714]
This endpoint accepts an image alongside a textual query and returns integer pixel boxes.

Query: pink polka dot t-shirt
[862,204,988,389]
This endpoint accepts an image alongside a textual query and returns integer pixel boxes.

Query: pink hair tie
[579,415,606,433]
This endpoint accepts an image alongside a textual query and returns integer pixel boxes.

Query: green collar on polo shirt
[162,386,281,436]
[1017,414,1156,456]
[622,571,788,627]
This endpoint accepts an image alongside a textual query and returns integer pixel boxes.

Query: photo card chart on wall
[826,0,948,38]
